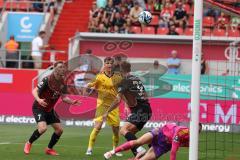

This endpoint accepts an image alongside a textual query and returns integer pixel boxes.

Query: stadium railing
[0,49,65,69]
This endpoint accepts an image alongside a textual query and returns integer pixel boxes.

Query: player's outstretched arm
[169,141,180,160]
[61,96,81,105]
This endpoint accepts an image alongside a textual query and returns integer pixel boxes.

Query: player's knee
[56,128,63,135]
[38,127,47,134]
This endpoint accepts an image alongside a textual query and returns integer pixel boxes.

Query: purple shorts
[150,128,172,158]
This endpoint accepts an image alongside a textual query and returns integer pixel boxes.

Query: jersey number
[37,114,41,121]
[133,81,144,96]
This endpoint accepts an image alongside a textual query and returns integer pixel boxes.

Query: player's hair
[53,61,64,68]
[104,56,114,63]
[120,61,131,73]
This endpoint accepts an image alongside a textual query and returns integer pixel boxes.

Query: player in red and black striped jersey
[24,61,80,156]
[103,61,152,156]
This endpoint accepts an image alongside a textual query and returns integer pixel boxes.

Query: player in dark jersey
[24,61,80,156]
[103,61,152,156]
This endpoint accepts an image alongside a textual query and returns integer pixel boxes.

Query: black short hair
[104,57,114,63]
[120,61,131,73]
[39,31,46,36]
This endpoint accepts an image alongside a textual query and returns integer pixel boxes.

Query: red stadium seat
[149,15,159,26]
[213,28,226,36]
[0,0,4,8]
[157,27,169,35]
[228,29,240,37]
[131,26,141,34]
[175,27,184,35]
[142,26,155,34]
[203,16,215,27]
[203,28,212,36]
[184,27,193,35]
[187,16,194,27]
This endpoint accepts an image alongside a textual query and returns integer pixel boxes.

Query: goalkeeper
[104,123,202,160]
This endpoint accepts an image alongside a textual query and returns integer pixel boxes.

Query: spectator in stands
[31,31,49,69]
[33,0,44,12]
[119,5,129,19]
[167,50,181,74]
[203,7,220,20]
[103,0,116,20]
[110,11,126,29]
[153,0,162,12]
[160,2,174,28]
[128,1,143,25]
[97,0,107,8]
[230,16,240,30]
[201,53,209,75]
[136,0,146,10]
[122,0,134,10]
[216,12,228,30]
[145,0,155,12]
[89,2,99,20]
[168,24,179,35]
[4,35,19,68]
[173,2,187,28]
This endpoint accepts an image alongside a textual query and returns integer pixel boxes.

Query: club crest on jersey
[174,136,179,142]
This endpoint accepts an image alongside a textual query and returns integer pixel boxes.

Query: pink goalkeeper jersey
[162,123,189,160]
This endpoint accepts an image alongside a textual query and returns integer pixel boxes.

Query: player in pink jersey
[104,123,202,160]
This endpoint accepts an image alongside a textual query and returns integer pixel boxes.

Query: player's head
[39,31,46,39]
[104,57,114,72]
[53,61,67,81]
[120,61,131,74]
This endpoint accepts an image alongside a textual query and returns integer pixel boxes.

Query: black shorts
[32,105,60,125]
[127,102,152,131]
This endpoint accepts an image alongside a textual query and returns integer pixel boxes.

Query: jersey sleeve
[170,135,180,160]
[37,77,48,93]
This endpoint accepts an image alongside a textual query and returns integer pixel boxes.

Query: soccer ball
[138,11,152,25]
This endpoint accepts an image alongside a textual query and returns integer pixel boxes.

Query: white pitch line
[0,142,11,145]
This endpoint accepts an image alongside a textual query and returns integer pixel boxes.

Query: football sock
[124,132,138,155]
[48,132,61,149]
[29,129,42,144]
[112,134,119,148]
[88,128,100,150]
[114,141,135,153]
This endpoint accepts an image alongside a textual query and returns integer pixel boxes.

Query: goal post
[189,0,203,159]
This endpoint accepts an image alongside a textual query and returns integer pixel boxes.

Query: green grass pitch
[0,124,239,160]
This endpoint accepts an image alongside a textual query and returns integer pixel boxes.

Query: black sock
[48,133,61,149]
[124,132,138,155]
[29,129,42,144]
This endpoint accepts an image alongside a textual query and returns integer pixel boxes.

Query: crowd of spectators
[88,0,240,36]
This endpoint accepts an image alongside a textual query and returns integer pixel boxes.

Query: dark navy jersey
[118,75,148,105]
[33,76,65,112]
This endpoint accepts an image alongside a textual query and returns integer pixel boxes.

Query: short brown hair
[104,57,114,63]
[120,61,131,73]
[53,61,64,68]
